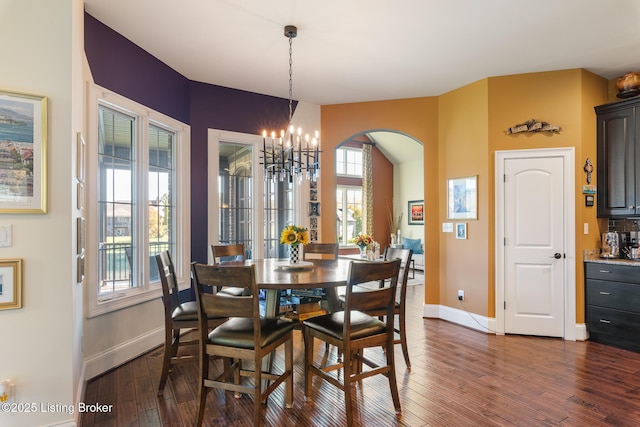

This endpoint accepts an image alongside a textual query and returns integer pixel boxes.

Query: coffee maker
[601,232,620,258]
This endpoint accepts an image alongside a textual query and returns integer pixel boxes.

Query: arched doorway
[334,129,424,253]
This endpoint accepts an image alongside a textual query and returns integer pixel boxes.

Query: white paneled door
[503,155,565,337]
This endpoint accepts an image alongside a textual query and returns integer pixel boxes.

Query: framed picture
[408,200,424,225]
[456,223,468,240]
[0,259,22,310]
[447,176,478,220]
[77,253,85,283]
[76,132,85,183]
[0,90,47,213]
[309,202,320,217]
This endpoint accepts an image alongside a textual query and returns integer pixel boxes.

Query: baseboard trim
[425,304,590,341]
[84,326,164,381]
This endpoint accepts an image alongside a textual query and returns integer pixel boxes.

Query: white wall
[396,156,425,242]
[0,1,83,426]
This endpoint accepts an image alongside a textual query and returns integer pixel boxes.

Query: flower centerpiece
[280,225,310,263]
[351,232,374,257]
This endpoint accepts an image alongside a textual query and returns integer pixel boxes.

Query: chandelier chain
[288,34,293,123]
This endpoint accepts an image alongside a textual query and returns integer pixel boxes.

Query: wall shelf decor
[506,119,561,135]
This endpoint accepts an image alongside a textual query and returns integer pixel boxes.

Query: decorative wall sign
[309,202,320,217]
[0,259,22,310]
[0,90,47,213]
[506,119,561,135]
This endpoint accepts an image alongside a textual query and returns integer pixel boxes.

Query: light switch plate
[0,224,12,247]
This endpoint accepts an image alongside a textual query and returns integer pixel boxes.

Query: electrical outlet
[458,290,464,301]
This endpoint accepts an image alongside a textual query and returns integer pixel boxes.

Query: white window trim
[337,184,363,247]
[86,84,191,317]
[207,129,305,262]
[336,146,363,178]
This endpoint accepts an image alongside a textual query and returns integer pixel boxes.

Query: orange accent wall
[321,69,609,326]
[321,97,440,304]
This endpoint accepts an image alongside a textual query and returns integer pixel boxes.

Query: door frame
[495,148,576,340]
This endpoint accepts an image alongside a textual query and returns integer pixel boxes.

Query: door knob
[550,253,562,259]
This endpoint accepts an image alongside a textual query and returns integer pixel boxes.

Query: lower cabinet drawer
[586,279,640,313]
[586,305,640,339]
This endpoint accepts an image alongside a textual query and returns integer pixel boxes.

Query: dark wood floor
[81,284,640,426]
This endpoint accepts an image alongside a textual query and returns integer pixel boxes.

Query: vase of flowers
[351,232,373,258]
[280,225,310,264]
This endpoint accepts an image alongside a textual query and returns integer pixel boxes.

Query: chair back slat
[384,247,413,303]
[344,259,401,313]
[156,251,180,310]
[211,244,246,263]
[303,243,339,261]
[191,263,257,319]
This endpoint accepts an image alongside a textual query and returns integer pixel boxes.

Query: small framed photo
[77,217,85,255]
[77,253,85,283]
[0,259,23,310]
[456,223,467,240]
[447,176,478,220]
[408,200,424,225]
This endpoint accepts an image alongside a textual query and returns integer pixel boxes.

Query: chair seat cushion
[303,310,386,340]
[172,301,223,322]
[208,318,295,349]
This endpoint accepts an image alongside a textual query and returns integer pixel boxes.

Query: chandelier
[261,25,321,182]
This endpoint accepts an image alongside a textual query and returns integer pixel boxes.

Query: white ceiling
[84,0,640,106]
[83,1,640,164]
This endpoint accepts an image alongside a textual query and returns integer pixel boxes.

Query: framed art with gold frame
[0,259,23,310]
[0,90,47,213]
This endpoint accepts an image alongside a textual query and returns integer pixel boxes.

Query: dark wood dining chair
[191,262,295,427]
[210,243,247,296]
[155,251,227,396]
[303,242,339,261]
[336,247,413,367]
[303,258,402,426]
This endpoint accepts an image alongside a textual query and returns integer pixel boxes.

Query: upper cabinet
[595,97,640,217]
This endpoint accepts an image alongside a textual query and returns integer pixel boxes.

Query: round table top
[242,258,353,290]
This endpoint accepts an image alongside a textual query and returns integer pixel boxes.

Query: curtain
[362,143,374,237]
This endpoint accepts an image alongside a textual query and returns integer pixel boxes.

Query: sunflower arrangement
[351,232,374,248]
[280,225,310,246]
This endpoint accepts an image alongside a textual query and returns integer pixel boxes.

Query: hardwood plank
[80,283,640,426]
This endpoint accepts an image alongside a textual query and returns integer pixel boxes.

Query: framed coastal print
[0,259,22,310]
[456,223,468,240]
[447,175,477,220]
[0,90,47,213]
[408,200,424,225]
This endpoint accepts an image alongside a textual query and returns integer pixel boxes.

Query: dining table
[226,257,353,317]
[216,257,355,384]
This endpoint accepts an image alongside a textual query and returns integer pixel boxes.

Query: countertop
[583,249,640,266]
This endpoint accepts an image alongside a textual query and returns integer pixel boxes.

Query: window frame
[336,146,363,177]
[86,85,191,317]
[336,184,363,246]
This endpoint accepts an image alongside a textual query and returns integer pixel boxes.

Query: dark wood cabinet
[595,97,640,217]
[585,262,640,352]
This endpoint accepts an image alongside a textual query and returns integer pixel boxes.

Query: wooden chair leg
[303,327,314,399]
[386,343,401,414]
[398,310,411,368]
[196,353,210,427]
[285,335,294,408]
[157,327,178,395]
[344,350,354,427]
[253,358,262,427]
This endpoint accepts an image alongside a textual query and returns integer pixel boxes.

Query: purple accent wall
[84,13,294,264]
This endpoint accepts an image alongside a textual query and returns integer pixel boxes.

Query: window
[336,186,363,245]
[336,147,363,176]
[209,130,298,260]
[336,146,363,245]
[88,86,190,316]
